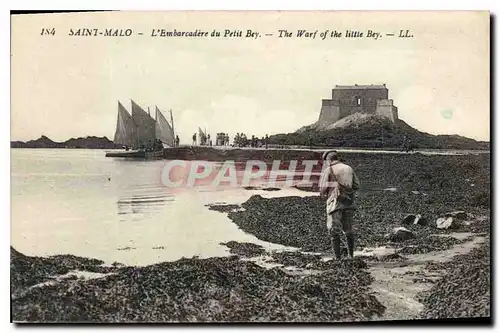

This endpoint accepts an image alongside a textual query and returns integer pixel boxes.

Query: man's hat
[322,150,339,160]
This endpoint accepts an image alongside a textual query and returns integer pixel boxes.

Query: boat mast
[170,109,175,138]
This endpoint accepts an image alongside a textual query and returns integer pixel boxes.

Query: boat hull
[105,150,163,159]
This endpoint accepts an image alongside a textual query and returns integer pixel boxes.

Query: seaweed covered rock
[270,251,323,269]
[206,204,242,213]
[401,214,427,226]
[269,251,368,271]
[419,240,490,319]
[388,227,415,242]
[435,210,471,230]
[12,253,385,323]
[396,235,464,255]
[444,211,467,220]
[227,195,330,252]
[220,241,266,257]
[10,247,114,296]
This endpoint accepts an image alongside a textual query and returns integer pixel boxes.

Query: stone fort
[318,84,399,126]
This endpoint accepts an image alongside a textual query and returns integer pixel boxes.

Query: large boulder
[436,217,460,230]
[401,214,428,226]
[388,227,416,242]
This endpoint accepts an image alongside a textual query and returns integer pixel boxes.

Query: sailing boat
[198,127,207,146]
[155,106,175,147]
[113,101,138,148]
[106,100,176,158]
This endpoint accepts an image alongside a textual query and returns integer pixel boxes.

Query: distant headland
[11,135,121,149]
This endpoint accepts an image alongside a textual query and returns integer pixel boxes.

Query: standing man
[406,138,413,152]
[192,133,197,146]
[319,150,360,259]
[402,135,408,152]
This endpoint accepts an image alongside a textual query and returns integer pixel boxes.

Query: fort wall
[375,99,399,123]
[318,99,341,126]
[318,84,398,125]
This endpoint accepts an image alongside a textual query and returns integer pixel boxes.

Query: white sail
[155,106,175,147]
[114,102,138,147]
[131,100,156,147]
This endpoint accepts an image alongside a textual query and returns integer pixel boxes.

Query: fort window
[357,97,361,105]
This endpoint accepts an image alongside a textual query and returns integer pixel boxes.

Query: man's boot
[346,234,355,258]
[332,235,342,260]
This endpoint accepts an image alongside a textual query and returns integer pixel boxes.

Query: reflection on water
[11,149,303,266]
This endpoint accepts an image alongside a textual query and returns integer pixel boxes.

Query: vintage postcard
[10,11,490,323]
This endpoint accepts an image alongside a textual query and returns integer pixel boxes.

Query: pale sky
[11,11,490,142]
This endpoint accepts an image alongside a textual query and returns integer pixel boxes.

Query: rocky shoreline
[11,153,491,323]
[419,237,490,319]
[11,248,386,322]
[10,234,490,322]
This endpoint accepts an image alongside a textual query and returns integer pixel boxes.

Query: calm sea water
[11,149,308,266]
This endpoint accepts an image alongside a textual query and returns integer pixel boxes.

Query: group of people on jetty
[233,133,269,148]
[126,133,412,153]
[191,132,214,146]
[190,132,270,148]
